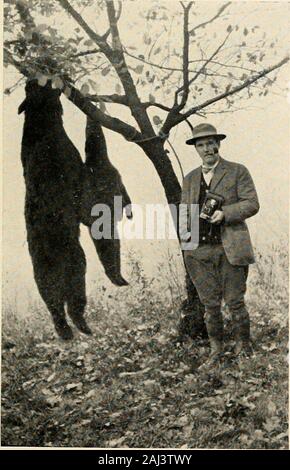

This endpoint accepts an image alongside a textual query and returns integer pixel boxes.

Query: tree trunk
[140,139,206,339]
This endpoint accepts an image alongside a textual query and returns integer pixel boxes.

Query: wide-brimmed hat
[186,123,226,145]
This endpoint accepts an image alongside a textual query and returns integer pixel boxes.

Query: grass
[1,244,288,449]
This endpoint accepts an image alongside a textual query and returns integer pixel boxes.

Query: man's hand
[210,210,224,224]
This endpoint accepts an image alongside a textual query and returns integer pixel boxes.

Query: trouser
[184,244,250,342]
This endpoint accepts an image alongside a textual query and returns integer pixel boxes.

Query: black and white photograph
[1,0,289,450]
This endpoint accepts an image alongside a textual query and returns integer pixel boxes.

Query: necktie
[202,166,214,174]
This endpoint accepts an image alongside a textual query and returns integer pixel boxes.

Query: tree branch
[58,0,152,133]
[88,93,128,105]
[57,0,111,55]
[176,31,232,99]
[144,102,172,112]
[161,30,232,135]
[189,2,231,36]
[102,0,122,41]
[106,0,122,50]
[183,56,289,118]
[175,1,193,111]
[4,47,141,143]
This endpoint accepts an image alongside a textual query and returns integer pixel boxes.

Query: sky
[2,1,289,311]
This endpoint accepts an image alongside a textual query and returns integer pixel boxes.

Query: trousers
[184,244,250,341]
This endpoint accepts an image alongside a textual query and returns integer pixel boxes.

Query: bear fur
[18,79,130,339]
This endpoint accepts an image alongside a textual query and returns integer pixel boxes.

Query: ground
[1,248,288,449]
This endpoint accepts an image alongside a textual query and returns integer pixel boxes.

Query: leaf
[227,25,233,33]
[244,28,249,36]
[88,80,99,92]
[135,65,144,74]
[47,373,55,383]
[143,379,157,390]
[263,417,279,433]
[253,430,265,440]
[267,401,277,416]
[37,75,48,87]
[154,334,167,345]
[143,34,151,45]
[35,24,47,34]
[46,395,61,407]
[80,83,90,96]
[153,47,161,56]
[101,66,111,76]
[153,115,162,125]
[64,86,71,98]
[115,83,122,94]
[51,77,64,90]
[84,39,94,47]
[149,93,155,103]
[66,382,82,391]
[107,436,126,447]
[174,415,189,428]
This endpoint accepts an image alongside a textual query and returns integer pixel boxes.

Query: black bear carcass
[18,79,130,340]
[81,116,132,287]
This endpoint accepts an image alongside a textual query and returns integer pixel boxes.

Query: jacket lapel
[210,158,227,192]
[190,167,202,203]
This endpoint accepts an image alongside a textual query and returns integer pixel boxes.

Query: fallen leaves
[1,292,288,449]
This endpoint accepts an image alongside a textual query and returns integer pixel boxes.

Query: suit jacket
[179,157,259,265]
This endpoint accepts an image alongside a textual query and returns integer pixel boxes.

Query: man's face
[194,137,220,166]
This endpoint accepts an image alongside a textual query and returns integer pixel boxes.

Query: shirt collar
[202,157,220,172]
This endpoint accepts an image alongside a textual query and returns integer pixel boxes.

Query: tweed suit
[179,157,259,344]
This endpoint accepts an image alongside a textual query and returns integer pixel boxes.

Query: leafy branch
[189,2,232,36]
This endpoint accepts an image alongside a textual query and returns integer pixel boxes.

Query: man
[179,123,259,366]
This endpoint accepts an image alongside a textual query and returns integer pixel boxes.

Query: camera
[200,191,224,221]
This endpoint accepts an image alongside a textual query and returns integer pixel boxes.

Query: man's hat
[186,123,226,145]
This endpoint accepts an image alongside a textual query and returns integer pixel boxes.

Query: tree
[3,0,289,332]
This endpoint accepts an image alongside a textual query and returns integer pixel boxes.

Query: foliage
[2,245,288,449]
[3,0,288,136]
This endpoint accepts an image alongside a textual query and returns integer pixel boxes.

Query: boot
[199,307,224,370]
[234,340,253,357]
[233,308,252,357]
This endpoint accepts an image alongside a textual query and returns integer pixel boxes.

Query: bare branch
[144,102,172,112]
[102,0,122,40]
[124,49,185,72]
[183,56,289,118]
[88,94,128,105]
[175,1,193,110]
[189,2,231,36]
[124,49,243,79]
[161,31,232,137]
[159,55,289,134]
[176,31,232,99]
[106,0,122,50]
[69,48,100,59]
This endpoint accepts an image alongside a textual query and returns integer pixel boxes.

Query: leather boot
[199,307,224,369]
[232,307,252,357]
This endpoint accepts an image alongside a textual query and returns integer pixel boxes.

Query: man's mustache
[205,148,219,155]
